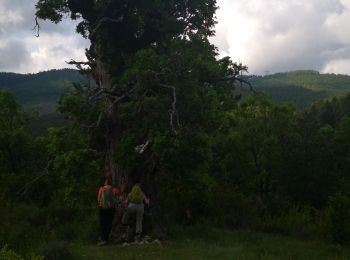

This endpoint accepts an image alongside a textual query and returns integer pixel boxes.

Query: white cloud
[1,0,350,75]
[0,0,89,73]
[0,9,23,25]
[212,0,350,75]
[26,34,88,73]
[322,59,350,74]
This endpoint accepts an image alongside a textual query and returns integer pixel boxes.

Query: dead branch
[32,16,40,37]
[135,140,150,154]
[158,83,179,135]
[66,59,94,72]
[66,59,93,66]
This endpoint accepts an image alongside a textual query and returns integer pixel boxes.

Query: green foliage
[212,184,259,228]
[0,245,44,260]
[45,127,102,207]
[0,69,84,114]
[38,240,75,260]
[0,245,24,260]
[0,91,48,203]
[328,194,350,244]
[31,113,68,136]
[0,204,97,253]
[259,207,316,237]
[212,94,297,205]
[249,70,350,108]
[36,0,218,79]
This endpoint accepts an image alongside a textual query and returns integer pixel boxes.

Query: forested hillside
[0,69,87,134]
[0,69,84,114]
[250,70,350,108]
[2,69,350,117]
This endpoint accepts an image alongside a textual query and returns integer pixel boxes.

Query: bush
[327,193,350,244]
[0,245,23,260]
[38,240,75,260]
[76,210,99,242]
[53,223,79,241]
[53,210,97,242]
[0,205,45,251]
[258,206,316,238]
[0,204,98,256]
[213,185,259,228]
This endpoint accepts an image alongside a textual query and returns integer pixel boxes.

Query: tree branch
[204,75,256,93]
[80,111,104,128]
[135,140,150,154]
[158,83,179,135]
[32,16,40,37]
[16,160,52,201]
[91,16,124,36]
[66,59,94,73]
[66,59,93,66]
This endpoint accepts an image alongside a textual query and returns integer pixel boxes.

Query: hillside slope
[249,70,350,108]
[0,69,85,114]
[2,69,350,116]
[0,69,88,134]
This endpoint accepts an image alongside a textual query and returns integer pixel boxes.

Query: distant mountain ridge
[249,70,350,108]
[1,69,350,115]
[0,69,85,114]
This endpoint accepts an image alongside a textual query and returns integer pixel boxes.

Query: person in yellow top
[122,183,150,242]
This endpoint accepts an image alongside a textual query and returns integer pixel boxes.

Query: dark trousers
[99,208,115,242]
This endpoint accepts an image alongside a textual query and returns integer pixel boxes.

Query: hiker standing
[122,183,150,242]
[97,179,117,246]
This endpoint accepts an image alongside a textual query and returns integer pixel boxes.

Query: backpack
[101,187,115,209]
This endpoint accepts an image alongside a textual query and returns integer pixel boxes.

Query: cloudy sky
[1,0,350,75]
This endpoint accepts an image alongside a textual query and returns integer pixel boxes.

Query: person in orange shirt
[97,179,117,246]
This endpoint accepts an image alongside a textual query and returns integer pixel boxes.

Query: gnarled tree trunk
[94,56,165,242]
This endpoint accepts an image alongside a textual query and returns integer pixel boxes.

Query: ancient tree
[35,0,245,240]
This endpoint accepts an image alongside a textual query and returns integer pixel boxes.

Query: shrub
[76,211,99,242]
[213,185,259,228]
[328,193,350,244]
[258,206,315,238]
[38,240,75,260]
[0,245,23,260]
[53,223,78,241]
[0,205,45,251]
[53,211,98,242]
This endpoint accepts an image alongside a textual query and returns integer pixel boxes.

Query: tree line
[2,88,350,246]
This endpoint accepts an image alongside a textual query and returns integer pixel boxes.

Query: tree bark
[92,48,165,242]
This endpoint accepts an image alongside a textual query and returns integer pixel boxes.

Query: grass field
[71,229,350,260]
